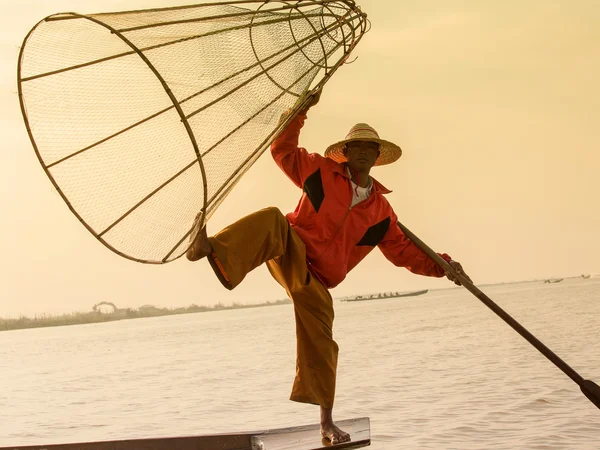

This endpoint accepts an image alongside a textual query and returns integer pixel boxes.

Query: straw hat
[324,123,402,166]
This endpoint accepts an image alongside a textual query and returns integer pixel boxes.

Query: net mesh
[18,0,368,263]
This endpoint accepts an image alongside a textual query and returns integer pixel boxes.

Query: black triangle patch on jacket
[357,217,391,247]
[303,168,325,213]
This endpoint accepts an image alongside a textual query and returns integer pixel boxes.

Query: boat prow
[1,417,371,450]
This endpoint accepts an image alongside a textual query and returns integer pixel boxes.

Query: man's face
[343,140,380,172]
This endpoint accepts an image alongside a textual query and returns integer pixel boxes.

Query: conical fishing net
[18,0,369,263]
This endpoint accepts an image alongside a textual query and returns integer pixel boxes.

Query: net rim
[17,11,208,265]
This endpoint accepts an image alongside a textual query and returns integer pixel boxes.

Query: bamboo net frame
[18,0,369,263]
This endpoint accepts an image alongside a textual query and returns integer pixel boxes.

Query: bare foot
[186,213,212,261]
[320,421,350,445]
[320,407,350,445]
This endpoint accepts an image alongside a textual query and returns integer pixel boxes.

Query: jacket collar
[334,162,392,195]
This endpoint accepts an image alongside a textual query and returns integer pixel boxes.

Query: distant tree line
[0,299,292,332]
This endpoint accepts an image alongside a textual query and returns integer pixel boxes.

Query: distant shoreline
[0,299,292,332]
[3,275,594,332]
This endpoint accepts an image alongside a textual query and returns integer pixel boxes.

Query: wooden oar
[397,221,600,411]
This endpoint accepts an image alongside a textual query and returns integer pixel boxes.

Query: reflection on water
[1,278,599,449]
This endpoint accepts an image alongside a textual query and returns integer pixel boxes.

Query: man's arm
[378,212,472,285]
[269,91,324,188]
[378,217,451,278]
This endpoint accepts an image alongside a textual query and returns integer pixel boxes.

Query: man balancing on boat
[186,89,471,444]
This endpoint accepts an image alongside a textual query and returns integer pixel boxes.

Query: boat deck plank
[1,417,370,450]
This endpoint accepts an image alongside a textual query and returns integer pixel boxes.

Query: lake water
[1,278,599,449]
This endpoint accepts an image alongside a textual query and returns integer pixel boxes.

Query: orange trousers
[207,207,338,408]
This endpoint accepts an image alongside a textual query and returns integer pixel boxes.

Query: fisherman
[186,90,471,444]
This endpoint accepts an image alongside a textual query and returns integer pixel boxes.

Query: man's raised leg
[187,207,291,289]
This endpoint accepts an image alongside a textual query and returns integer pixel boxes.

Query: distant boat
[544,278,563,284]
[342,289,429,302]
[581,274,591,279]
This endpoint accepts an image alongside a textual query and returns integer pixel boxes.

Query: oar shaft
[397,221,585,386]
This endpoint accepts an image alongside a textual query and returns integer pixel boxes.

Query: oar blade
[581,379,600,410]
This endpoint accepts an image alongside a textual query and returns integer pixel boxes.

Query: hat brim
[324,137,402,166]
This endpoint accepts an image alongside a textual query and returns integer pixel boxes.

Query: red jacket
[270,112,450,289]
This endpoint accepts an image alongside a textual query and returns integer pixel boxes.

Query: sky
[1,0,599,317]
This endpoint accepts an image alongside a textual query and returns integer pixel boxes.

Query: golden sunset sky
[1,0,599,317]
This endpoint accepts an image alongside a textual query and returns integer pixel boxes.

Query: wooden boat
[341,289,429,302]
[0,417,370,450]
[544,278,564,284]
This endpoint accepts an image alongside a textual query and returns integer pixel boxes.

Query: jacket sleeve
[378,210,451,278]
[270,111,324,188]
